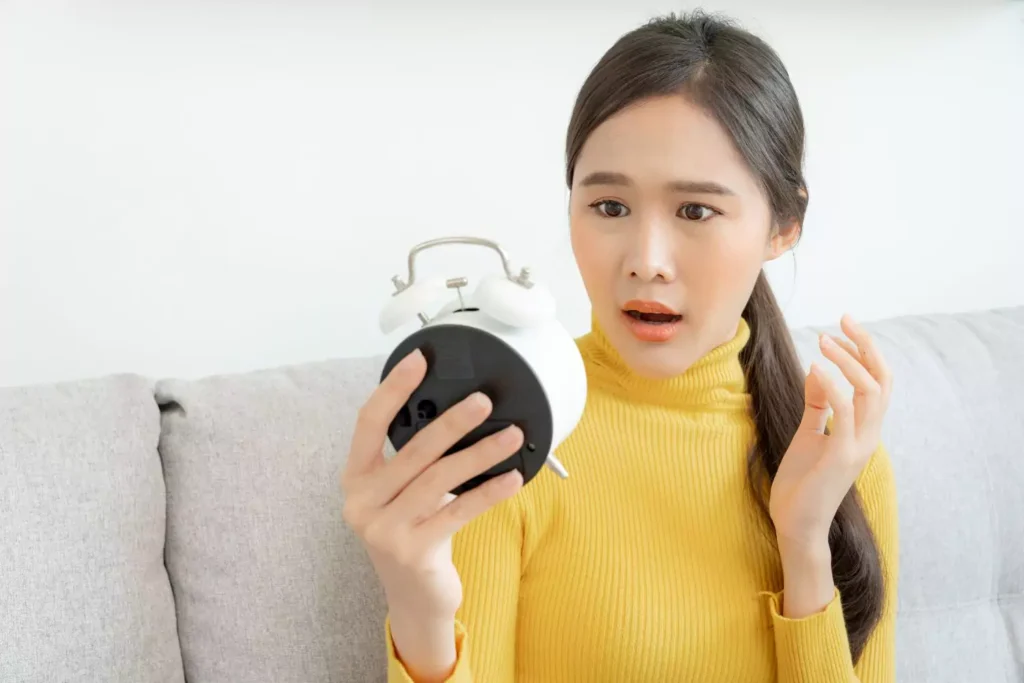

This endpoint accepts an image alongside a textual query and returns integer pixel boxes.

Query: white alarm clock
[378,236,588,494]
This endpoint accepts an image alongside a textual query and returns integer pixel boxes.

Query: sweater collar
[576,314,751,410]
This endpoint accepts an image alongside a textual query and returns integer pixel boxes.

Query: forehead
[574,94,759,194]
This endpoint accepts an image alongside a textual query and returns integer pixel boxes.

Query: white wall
[3,1,1022,387]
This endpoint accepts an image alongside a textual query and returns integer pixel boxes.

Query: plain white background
[2,0,1023,387]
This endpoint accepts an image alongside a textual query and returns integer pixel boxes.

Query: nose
[624,220,676,283]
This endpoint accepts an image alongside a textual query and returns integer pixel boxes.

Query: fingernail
[401,348,423,366]
[498,425,522,445]
[469,392,490,409]
[820,334,835,348]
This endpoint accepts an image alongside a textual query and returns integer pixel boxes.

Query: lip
[622,299,680,315]
[620,300,683,343]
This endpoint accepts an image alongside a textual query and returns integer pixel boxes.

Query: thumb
[799,363,830,434]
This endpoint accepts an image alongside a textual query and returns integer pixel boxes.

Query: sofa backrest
[0,376,184,682]
[2,306,1022,683]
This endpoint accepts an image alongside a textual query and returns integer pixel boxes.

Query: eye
[590,200,630,218]
[678,203,718,222]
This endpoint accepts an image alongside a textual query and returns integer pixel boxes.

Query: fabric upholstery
[155,357,389,683]
[0,375,184,683]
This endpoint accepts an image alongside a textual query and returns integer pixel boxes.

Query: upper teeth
[628,310,676,320]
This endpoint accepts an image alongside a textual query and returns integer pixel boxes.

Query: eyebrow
[578,171,736,196]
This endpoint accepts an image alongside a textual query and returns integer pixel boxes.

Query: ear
[764,219,801,261]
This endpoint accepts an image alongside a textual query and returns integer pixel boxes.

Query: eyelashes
[590,199,630,218]
[588,200,721,222]
[678,203,719,221]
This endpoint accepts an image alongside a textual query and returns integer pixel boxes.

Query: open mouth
[623,310,682,324]
[621,300,682,342]
[622,299,682,325]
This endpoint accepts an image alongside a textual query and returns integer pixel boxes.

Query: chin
[619,335,699,379]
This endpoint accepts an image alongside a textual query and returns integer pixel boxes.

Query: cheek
[570,217,614,297]
[684,226,767,301]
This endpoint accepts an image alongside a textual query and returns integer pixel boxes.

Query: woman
[342,10,897,683]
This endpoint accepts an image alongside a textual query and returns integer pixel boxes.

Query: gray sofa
[2,306,1022,683]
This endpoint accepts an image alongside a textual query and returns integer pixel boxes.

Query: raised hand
[769,315,893,550]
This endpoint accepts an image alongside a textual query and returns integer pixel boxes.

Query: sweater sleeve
[768,443,900,683]
[385,492,524,683]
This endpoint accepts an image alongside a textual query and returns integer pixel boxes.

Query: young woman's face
[569,94,796,379]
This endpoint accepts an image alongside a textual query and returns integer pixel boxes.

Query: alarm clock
[378,236,588,495]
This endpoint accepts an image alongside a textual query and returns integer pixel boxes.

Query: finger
[840,315,893,398]
[345,349,427,479]
[831,335,862,364]
[419,469,524,543]
[825,332,888,433]
[799,364,830,433]
[821,333,882,432]
[832,333,891,404]
[810,362,855,441]
[388,424,524,525]
[819,333,880,402]
[369,391,493,506]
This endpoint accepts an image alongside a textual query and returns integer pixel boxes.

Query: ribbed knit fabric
[386,317,899,682]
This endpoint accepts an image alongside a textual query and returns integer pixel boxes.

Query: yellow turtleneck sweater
[387,318,899,682]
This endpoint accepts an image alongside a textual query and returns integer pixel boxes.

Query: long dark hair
[564,11,883,662]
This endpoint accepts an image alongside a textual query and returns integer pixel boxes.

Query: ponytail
[741,272,884,663]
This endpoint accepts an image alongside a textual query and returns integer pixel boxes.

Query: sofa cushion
[0,375,184,683]
[156,357,388,683]
[791,306,1024,683]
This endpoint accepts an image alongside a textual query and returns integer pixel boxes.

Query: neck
[577,315,751,411]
